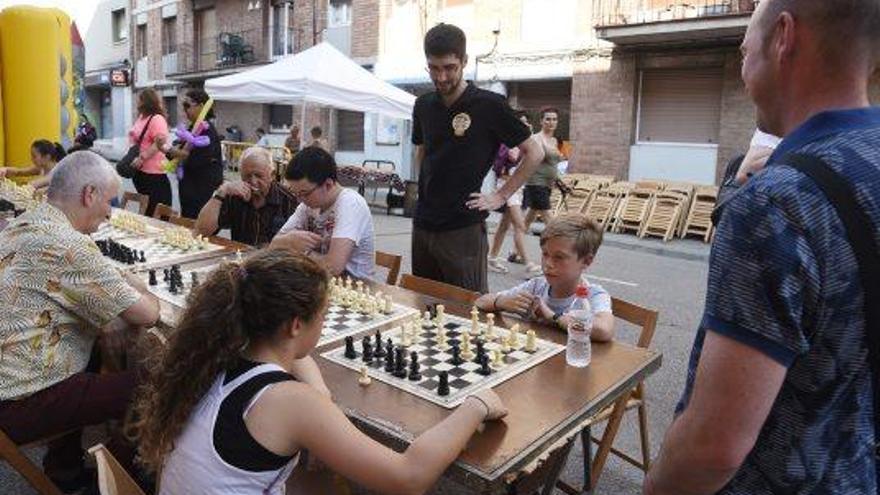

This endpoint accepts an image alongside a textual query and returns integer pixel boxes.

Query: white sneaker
[488,257,509,274]
[525,262,543,275]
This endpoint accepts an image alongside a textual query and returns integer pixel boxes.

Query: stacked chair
[641,183,694,242]
[583,181,633,230]
[611,182,663,235]
[682,186,719,242]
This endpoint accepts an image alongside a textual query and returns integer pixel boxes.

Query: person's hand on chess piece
[271,230,322,254]
[218,181,253,202]
[466,388,507,421]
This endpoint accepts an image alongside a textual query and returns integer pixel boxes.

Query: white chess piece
[384,294,394,314]
[486,313,496,339]
[461,332,474,360]
[358,366,372,386]
[508,323,520,349]
[525,329,537,352]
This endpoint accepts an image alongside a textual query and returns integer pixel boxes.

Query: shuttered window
[637,68,723,144]
[336,110,364,151]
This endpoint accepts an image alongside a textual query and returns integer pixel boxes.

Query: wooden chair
[168,215,196,230]
[152,203,179,222]
[398,274,480,306]
[682,186,719,242]
[0,428,64,495]
[121,192,149,215]
[611,188,656,235]
[555,297,659,493]
[375,250,402,286]
[88,444,145,495]
[640,191,687,242]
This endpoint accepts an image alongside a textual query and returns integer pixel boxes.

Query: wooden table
[157,275,660,494]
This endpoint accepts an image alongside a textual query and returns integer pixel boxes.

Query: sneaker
[488,257,509,274]
[525,262,543,275]
[507,252,525,264]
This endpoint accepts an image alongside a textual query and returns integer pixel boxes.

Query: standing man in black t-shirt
[412,23,544,292]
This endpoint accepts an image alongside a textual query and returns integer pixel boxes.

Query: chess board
[143,264,219,307]
[102,235,228,271]
[321,313,565,408]
[320,302,417,347]
[92,221,162,241]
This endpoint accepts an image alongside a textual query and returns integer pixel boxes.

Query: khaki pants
[412,222,488,293]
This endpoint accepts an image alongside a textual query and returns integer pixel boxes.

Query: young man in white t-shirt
[271,146,376,279]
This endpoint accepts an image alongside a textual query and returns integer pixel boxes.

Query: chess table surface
[156,270,660,494]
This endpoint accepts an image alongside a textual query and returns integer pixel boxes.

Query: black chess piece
[163,268,169,282]
[450,343,463,365]
[474,340,486,364]
[148,270,157,286]
[373,331,385,358]
[437,371,450,396]
[393,347,407,378]
[344,336,356,359]
[191,272,199,288]
[478,354,492,376]
[408,351,422,381]
[139,250,146,263]
[362,339,374,364]
[168,282,178,295]
[384,347,395,372]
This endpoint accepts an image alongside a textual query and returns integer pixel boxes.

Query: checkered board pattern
[321,313,565,408]
[320,302,418,347]
[142,264,219,308]
[104,236,228,271]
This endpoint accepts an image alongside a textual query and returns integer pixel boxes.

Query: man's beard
[435,75,461,96]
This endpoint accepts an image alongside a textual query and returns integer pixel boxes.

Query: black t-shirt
[412,84,531,231]
[180,121,223,190]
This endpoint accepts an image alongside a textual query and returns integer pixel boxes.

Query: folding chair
[88,444,145,495]
[682,186,719,242]
[398,274,480,306]
[152,203,179,222]
[0,428,65,495]
[555,296,659,493]
[640,191,687,242]
[611,188,656,235]
[375,251,402,286]
[121,192,149,216]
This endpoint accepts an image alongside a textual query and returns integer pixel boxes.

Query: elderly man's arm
[645,331,787,495]
[195,187,225,237]
[118,271,161,327]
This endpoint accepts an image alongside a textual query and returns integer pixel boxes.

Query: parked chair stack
[640,191,688,242]
[682,186,719,242]
[612,185,660,235]
[585,181,633,230]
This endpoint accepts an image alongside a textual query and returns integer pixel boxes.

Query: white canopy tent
[205,42,416,144]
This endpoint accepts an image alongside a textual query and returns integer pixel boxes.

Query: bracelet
[467,395,490,419]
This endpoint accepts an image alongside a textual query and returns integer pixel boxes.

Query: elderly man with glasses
[195,146,298,247]
[271,146,376,279]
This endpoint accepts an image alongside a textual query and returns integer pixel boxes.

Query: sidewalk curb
[601,238,710,262]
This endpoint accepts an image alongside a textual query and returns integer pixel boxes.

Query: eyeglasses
[182,101,193,109]
[290,183,321,199]
[425,64,461,76]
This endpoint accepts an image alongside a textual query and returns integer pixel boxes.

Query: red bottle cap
[575,285,589,298]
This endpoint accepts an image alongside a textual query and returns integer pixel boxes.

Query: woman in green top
[522,107,563,233]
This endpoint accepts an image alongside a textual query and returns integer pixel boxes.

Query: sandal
[488,257,509,274]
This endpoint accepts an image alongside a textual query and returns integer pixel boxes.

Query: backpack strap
[783,153,880,465]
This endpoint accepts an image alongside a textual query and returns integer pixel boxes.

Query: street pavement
[0,204,710,495]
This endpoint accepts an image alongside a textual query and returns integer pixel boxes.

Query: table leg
[582,425,593,493]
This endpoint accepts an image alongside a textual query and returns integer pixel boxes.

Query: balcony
[168,29,269,80]
[594,0,756,48]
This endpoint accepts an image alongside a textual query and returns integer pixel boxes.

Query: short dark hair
[185,88,215,119]
[32,139,66,162]
[285,146,337,184]
[310,126,323,138]
[256,127,265,135]
[758,0,880,71]
[424,23,466,62]
[540,107,560,118]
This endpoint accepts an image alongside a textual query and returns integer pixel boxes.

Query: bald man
[647,1,880,494]
[195,146,298,247]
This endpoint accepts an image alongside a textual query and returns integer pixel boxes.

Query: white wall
[85,0,131,73]
[628,144,718,185]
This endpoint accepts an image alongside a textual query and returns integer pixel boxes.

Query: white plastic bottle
[566,285,593,368]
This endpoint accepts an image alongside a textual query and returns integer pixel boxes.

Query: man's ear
[461,54,469,67]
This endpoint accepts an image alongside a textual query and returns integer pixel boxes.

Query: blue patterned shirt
[678,108,880,494]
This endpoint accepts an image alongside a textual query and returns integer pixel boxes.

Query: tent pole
[300,102,307,145]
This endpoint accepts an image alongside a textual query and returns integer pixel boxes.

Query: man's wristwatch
[211,191,226,202]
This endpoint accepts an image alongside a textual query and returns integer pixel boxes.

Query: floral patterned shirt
[0,202,140,400]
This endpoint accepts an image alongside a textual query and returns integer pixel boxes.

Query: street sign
[109,69,129,87]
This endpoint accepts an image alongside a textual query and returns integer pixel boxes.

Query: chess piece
[470,306,480,334]
[393,348,408,378]
[486,313,495,339]
[478,354,492,376]
[437,371,450,396]
[450,343,463,365]
[436,304,446,325]
[500,338,510,354]
[344,336,357,359]
[408,351,422,381]
[423,310,433,327]
[507,324,520,349]
[361,336,373,363]
[437,326,448,350]
[148,270,157,286]
[525,329,538,353]
[191,272,200,288]
[163,268,170,282]
[358,366,371,386]
[235,250,243,262]
[139,250,146,263]
[384,346,395,372]
[492,349,504,368]
[474,340,486,364]
[374,331,385,358]
[461,334,474,361]
[384,294,393,314]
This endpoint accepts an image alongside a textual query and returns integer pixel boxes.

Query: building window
[164,97,178,127]
[162,16,177,55]
[136,24,147,59]
[336,110,364,151]
[195,8,218,69]
[111,8,128,42]
[328,0,352,27]
[269,104,293,130]
[272,3,294,56]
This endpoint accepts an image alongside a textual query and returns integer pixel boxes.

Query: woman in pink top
[129,88,170,216]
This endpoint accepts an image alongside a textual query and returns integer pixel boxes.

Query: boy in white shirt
[475,213,614,341]
[272,147,376,279]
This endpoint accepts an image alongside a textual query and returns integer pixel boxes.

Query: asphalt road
[0,209,710,495]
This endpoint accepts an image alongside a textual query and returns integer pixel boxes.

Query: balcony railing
[170,29,267,76]
[594,0,756,27]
